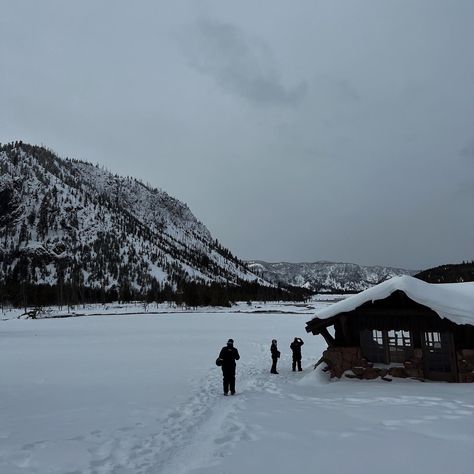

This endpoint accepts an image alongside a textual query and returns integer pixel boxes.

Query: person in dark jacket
[290,337,304,371]
[270,339,280,374]
[217,339,240,395]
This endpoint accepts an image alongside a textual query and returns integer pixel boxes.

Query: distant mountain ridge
[415,262,474,283]
[247,260,415,293]
[0,142,265,305]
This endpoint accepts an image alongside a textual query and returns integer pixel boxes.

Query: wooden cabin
[305,276,474,382]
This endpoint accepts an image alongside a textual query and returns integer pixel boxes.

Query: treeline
[415,261,474,283]
[163,281,313,308]
[0,279,312,310]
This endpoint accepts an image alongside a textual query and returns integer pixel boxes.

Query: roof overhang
[306,275,474,332]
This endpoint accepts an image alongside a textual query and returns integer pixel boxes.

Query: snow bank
[296,365,333,386]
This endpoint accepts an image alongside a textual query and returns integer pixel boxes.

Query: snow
[309,275,474,326]
[1,303,473,473]
[0,300,324,320]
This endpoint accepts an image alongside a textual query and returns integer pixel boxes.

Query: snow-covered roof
[308,275,474,327]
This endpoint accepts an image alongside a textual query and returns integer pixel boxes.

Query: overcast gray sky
[1,0,473,269]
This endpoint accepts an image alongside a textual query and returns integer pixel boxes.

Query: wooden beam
[306,315,340,334]
[320,327,336,347]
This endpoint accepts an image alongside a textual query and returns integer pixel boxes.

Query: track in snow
[82,345,288,474]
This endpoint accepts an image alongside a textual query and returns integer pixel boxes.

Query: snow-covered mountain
[0,141,417,305]
[0,142,262,302]
[247,260,414,293]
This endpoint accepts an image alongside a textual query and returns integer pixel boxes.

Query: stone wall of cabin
[321,347,425,381]
[319,347,362,378]
[322,347,474,382]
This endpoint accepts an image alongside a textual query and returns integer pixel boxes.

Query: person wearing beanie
[217,339,240,395]
[270,339,280,374]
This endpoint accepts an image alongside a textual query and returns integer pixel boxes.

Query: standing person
[217,339,240,395]
[270,339,280,374]
[290,337,304,371]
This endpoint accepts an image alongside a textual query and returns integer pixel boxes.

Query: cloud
[180,18,307,107]
[459,138,474,160]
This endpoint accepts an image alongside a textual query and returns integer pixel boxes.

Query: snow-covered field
[1,303,473,474]
[0,298,337,321]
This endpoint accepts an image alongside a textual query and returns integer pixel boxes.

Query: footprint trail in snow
[84,350,281,474]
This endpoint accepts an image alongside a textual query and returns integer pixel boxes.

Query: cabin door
[422,331,457,382]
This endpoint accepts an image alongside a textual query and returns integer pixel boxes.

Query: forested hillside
[415,262,474,283]
[0,142,309,307]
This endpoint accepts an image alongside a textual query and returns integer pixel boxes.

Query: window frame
[361,328,414,365]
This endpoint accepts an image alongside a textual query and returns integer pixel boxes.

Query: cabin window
[360,329,413,364]
[372,330,384,346]
[387,330,413,363]
[360,329,387,363]
[424,331,442,351]
[422,331,454,376]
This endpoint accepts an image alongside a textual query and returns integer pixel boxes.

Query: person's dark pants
[271,357,278,374]
[292,357,302,371]
[222,368,236,394]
